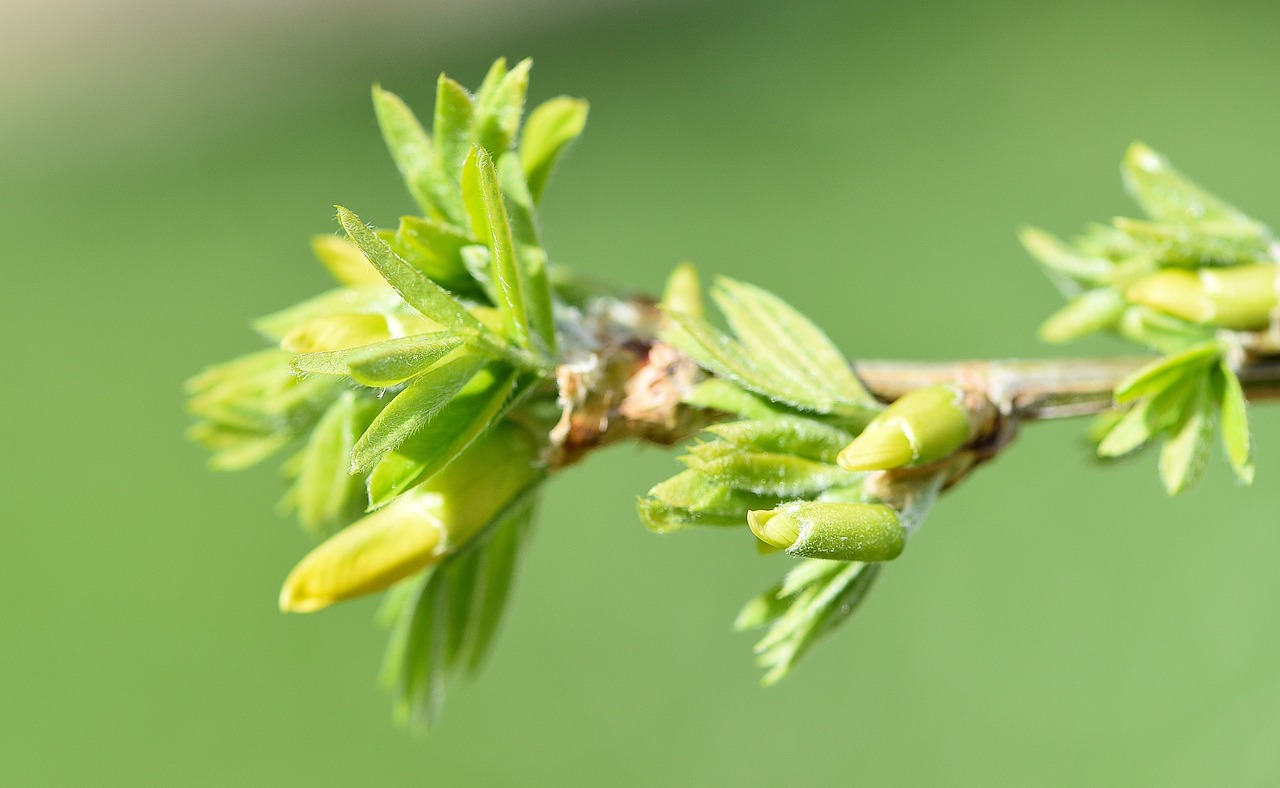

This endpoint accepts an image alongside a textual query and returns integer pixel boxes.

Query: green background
[7,0,1280,784]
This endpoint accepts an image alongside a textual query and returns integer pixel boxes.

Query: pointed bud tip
[1125,141,1161,172]
[747,509,798,551]
[837,427,915,472]
[278,580,328,614]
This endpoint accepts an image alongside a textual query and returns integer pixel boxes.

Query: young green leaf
[383,491,539,728]
[253,286,400,341]
[337,207,487,335]
[1217,360,1254,484]
[294,391,376,533]
[191,425,292,472]
[462,496,536,674]
[519,96,589,203]
[1158,378,1215,495]
[665,310,839,415]
[371,85,459,222]
[1038,289,1126,344]
[344,333,472,387]
[637,469,780,533]
[311,234,384,286]
[741,560,882,686]
[366,364,521,508]
[461,148,533,350]
[683,449,854,497]
[395,216,474,289]
[351,351,487,473]
[473,58,530,155]
[682,379,784,420]
[1111,217,1271,267]
[1113,342,1220,404]
[1018,226,1114,294]
[705,417,852,464]
[1097,401,1156,458]
[711,277,877,417]
[1122,142,1263,231]
[473,58,508,105]
[433,74,475,185]
[282,313,436,355]
[497,152,557,354]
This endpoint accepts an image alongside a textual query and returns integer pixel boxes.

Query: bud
[1125,264,1278,331]
[747,502,904,562]
[279,423,542,613]
[837,384,971,472]
[661,262,703,318]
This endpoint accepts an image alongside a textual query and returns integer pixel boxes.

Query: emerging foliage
[188,60,587,727]
[1022,142,1268,493]
[190,64,1276,726]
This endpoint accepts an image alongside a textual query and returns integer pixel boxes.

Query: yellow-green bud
[279,423,542,613]
[1125,264,1278,331]
[748,502,905,562]
[837,384,971,472]
[662,262,703,318]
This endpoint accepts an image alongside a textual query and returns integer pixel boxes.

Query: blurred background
[6,0,1280,784]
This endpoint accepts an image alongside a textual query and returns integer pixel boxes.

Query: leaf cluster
[1023,143,1269,493]
[1097,344,1252,492]
[649,274,941,682]
[1023,142,1274,352]
[187,59,588,726]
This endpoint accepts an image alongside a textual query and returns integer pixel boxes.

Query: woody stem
[854,355,1280,420]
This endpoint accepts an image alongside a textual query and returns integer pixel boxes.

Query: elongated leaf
[442,548,481,673]
[1114,342,1219,404]
[462,148,532,350]
[254,286,400,340]
[711,277,876,415]
[346,333,471,387]
[1159,378,1215,495]
[1097,401,1156,458]
[311,234,384,286]
[519,96,589,202]
[740,560,882,686]
[371,85,459,221]
[1122,142,1262,230]
[683,450,854,496]
[706,417,852,464]
[282,312,435,355]
[496,152,539,247]
[682,379,783,420]
[1115,305,1214,356]
[434,74,475,185]
[396,216,473,287]
[638,469,780,533]
[294,391,376,532]
[366,364,521,508]
[192,426,292,471]
[664,310,834,414]
[474,58,530,154]
[351,351,486,473]
[497,152,556,354]
[463,496,536,674]
[384,491,539,728]
[1018,226,1113,293]
[1038,289,1126,344]
[1217,361,1254,484]
[1112,217,1271,267]
[337,207,486,335]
